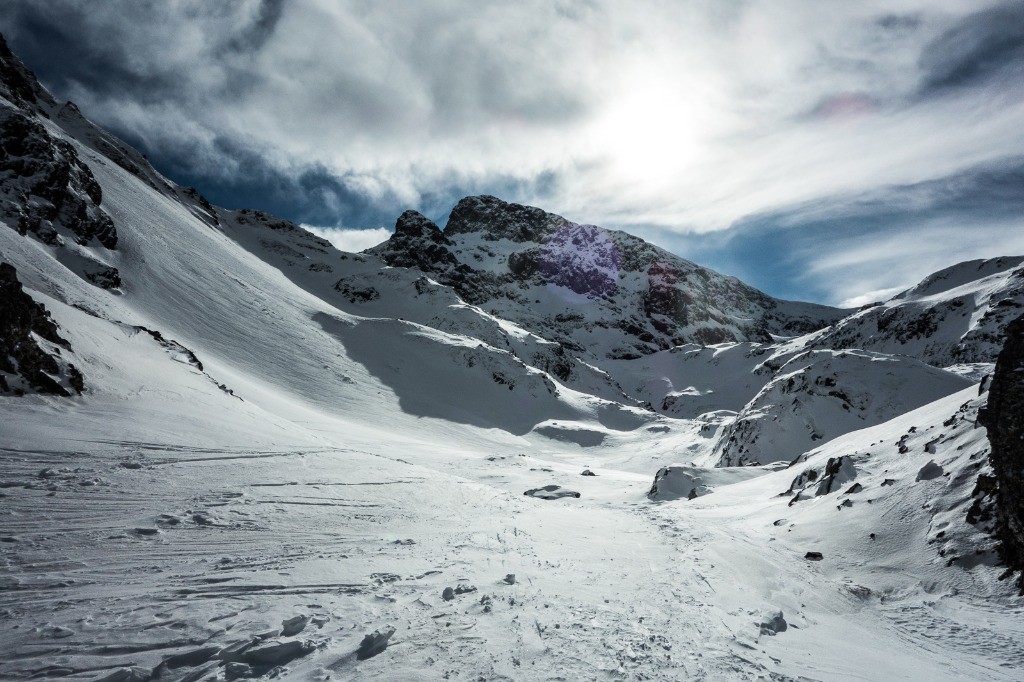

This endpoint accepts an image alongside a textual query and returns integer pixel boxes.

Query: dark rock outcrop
[368,210,503,305]
[537,222,621,297]
[445,194,569,242]
[0,107,117,249]
[0,33,118,252]
[356,626,396,660]
[0,262,84,396]
[374,210,460,271]
[979,313,1024,589]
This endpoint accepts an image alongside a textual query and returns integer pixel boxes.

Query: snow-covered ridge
[711,348,973,466]
[809,256,1024,366]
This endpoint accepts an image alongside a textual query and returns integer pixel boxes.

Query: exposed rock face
[0,32,126,294]
[0,107,117,249]
[0,262,83,396]
[538,223,621,297]
[375,210,460,271]
[979,313,1024,586]
[445,194,569,242]
[368,209,503,305]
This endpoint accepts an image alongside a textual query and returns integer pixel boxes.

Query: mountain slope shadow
[314,311,588,435]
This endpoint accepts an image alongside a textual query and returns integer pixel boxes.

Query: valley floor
[2,390,1023,681]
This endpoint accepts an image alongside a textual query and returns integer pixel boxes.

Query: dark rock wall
[979,312,1024,588]
[0,262,83,396]
[444,194,569,242]
[0,108,117,249]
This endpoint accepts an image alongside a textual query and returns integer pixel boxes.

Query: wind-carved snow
[808,256,1024,366]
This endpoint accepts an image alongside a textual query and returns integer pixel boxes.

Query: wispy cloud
[3,0,1023,303]
[301,225,391,253]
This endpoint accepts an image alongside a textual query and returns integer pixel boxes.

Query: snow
[2,71,1023,681]
[711,349,974,466]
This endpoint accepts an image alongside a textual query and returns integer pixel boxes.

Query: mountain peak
[367,208,460,273]
[394,209,448,244]
[445,194,570,242]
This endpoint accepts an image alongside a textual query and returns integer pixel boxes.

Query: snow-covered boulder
[648,466,712,501]
[524,484,581,500]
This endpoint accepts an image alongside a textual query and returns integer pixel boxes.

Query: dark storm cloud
[918,1,1024,95]
[1,0,600,227]
[3,1,272,102]
[224,0,285,53]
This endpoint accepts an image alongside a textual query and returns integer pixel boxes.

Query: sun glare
[590,79,708,182]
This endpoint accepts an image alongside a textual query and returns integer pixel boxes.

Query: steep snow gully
[2,34,1024,681]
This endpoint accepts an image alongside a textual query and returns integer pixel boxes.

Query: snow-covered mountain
[808,256,1024,369]
[2,34,1023,681]
[369,196,847,360]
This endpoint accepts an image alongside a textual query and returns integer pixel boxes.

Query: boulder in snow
[648,466,711,501]
[242,639,313,666]
[524,485,581,500]
[356,626,396,660]
[759,610,788,636]
[280,615,309,637]
[916,460,944,481]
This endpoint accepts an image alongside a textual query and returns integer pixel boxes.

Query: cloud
[3,0,1023,304]
[918,1,1024,95]
[301,225,392,253]
[838,287,907,309]
[628,156,1024,306]
[799,217,1024,305]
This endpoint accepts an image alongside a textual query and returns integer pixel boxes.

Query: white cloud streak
[798,218,1024,306]
[302,226,391,253]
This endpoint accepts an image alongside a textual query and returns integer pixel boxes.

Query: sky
[3,0,1024,306]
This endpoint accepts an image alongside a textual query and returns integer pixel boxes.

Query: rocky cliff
[979,313,1024,590]
[0,261,83,395]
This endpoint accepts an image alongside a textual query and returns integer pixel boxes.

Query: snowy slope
[219,209,633,405]
[711,349,974,466]
[1,34,1023,682]
[647,386,1024,681]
